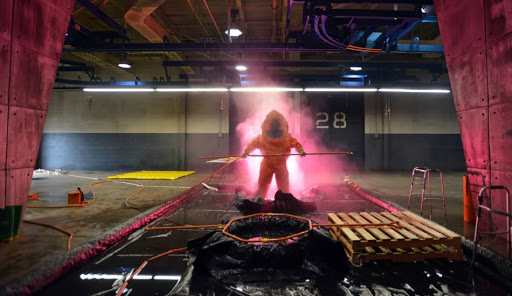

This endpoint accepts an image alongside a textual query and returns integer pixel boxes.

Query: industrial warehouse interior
[1,0,512,295]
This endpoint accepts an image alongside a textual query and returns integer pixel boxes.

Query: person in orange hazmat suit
[242,110,306,198]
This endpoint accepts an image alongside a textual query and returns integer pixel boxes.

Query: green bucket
[0,206,23,240]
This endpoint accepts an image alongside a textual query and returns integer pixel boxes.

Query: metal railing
[408,167,447,225]
[471,186,511,265]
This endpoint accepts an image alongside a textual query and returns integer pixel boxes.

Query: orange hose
[145,221,401,232]
[25,162,238,252]
[346,45,382,52]
[27,203,86,209]
[116,246,187,296]
[24,220,73,251]
[221,213,313,243]
[218,213,402,243]
[347,47,381,52]
[314,221,401,229]
[146,224,224,231]
[26,180,143,208]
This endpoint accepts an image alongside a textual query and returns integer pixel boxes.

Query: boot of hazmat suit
[242,110,306,198]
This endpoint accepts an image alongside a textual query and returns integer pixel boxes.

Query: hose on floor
[145,213,402,243]
[29,158,237,210]
[27,180,145,209]
[115,161,240,295]
[25,160,238,251]
[24,180,144,251]
[23,220,73,251]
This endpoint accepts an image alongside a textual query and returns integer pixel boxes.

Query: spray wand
[198,151,353,160]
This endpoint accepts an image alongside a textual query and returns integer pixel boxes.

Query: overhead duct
[125,0,193,74]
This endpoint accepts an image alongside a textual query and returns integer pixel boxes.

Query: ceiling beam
[67,52,133,78]
[124,0,194,74]
[63,42,443,53]
[75,0,126,38]
[293,0,433,4]
[162,60,446,71]
[310,9,422,19]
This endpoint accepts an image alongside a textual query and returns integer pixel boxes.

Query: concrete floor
[0,169,510,293]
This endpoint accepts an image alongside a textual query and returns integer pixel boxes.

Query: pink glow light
[234,92,351,199]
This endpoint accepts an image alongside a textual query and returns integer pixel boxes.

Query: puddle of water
[35,185,511,295]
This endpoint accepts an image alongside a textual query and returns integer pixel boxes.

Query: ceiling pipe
[285,0,293,39]
[184,0,213,39]
[272,0,279,43]
[227,0,232,43]
[201,0,225,42]
[281,0,289,59]
[319,15,347,49]
[151,9,231,60]
[314,16,339,48]
[281,0,288,42]
[124,0,193,74]
[314,0,434,5]
[391,5,436,43]
[235,0,247,42]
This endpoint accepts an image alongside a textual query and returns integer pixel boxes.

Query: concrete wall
[40,88,465,173]
[434,0,512,232]
[40,90,230,171]
[1,0,72,209]
[364,91,465,171]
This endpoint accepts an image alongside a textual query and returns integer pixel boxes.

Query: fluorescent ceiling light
[304,88,377,92]
[349,66,362,71]
[153,275,182,280]
[225,28,242,37]
[342,74,367,79]
[80,273,123,280]
[156,88,228,92]
[235,65,247,71]
[117,62,132,69]
[133,274,153,280]
[81,87,451,94]
[378,88,451,93]
[83,88,155,92]
[230,87,303,92]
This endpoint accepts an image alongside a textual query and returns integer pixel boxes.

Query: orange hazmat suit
[242,110,306,198]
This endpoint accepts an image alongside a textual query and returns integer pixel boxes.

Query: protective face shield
[266,118,284,139]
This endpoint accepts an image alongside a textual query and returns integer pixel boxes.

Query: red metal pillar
[435,0,512,231]
[0,0,73,217]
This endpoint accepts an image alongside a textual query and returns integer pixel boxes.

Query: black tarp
[235,190,317,215]
[169,215,348,295]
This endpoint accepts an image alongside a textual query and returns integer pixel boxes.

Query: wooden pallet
[328,211,464,263]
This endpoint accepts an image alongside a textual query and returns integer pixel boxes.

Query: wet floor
[34,184,511,296]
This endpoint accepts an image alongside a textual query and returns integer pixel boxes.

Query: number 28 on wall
[316,112,347,129]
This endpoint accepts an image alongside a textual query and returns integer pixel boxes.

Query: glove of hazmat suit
[242,110,305,198]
